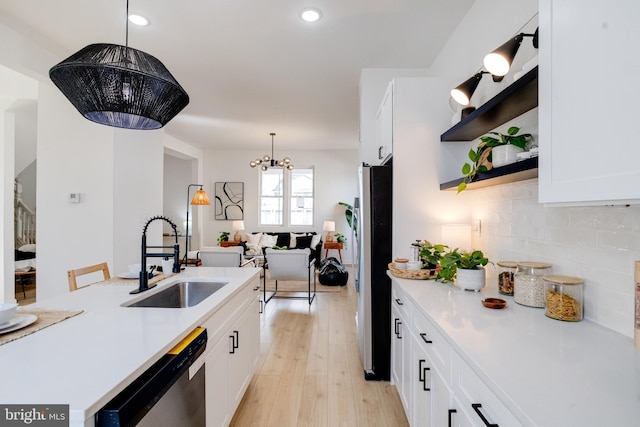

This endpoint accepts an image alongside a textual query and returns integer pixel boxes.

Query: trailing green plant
[338,202,357,237]
[334,232,347,243]
[416,240,448,269]
[217,231,230,243]
[457,126,532,194]
[437,249,491,283]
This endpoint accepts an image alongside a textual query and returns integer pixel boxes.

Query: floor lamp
[184,184,211,264]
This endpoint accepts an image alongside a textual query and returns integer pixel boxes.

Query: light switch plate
[68,192,80,203]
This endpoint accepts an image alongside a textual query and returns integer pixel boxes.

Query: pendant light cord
[125,0,129,50]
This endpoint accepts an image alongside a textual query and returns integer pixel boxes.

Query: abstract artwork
[215,182,244,220]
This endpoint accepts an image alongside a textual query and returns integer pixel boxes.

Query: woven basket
[388,263,441,280]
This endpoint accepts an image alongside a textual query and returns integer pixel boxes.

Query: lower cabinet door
[205,336,230,427]
[227,303,255,412]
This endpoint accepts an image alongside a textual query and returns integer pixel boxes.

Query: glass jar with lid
[514,262,552,307]
[543,275,584,321]
[497,261,518,296]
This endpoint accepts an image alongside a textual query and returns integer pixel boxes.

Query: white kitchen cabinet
[203,276,261,427]
[391,284,412,414]
[205,335,231,427]
[375,81,394,163]
[451,352,523,427]
[391,279,523,427]
[538,0,640,205]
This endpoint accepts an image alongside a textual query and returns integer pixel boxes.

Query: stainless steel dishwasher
[96,327,207,427]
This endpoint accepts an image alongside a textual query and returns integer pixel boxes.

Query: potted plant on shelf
[457,126,532,193]
[438,249,491,291]
[334,232,347,244]
[482,126,532,169]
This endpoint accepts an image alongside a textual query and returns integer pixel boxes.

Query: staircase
[14,179,35,248]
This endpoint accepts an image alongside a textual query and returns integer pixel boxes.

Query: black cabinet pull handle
[253,285,260,291]
[397,321,402,339]
[233,330,239,350]
[259,299,264,314]
[229,335,236,354]
[394,318,400,336]
[472,403,498,427]
[422,367,430,391]
[420,332,432,344]
[418,359,426,382]
[448,409,457,427]
[395,298,403,305]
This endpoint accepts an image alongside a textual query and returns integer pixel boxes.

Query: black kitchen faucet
[131,215,180,294]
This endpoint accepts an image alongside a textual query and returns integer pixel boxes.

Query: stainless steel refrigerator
[356,161,392,381]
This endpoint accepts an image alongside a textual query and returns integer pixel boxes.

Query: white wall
[163,154,191,235]
[113,129,165,274]
[202,148,359,263]
[36,84,115,299]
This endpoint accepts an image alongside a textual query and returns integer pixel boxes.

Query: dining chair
[263,248,316,305]
[67,262,111,291]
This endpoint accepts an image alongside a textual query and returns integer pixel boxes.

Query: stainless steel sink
[124,281,228,308]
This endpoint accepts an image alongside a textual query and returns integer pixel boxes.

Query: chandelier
[49,0,189,130]
[250,133,294,170]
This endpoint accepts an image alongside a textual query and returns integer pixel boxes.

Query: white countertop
[390,273,640,427]
[0,267,260,426]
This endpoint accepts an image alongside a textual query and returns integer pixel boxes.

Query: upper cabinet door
[376,81,394,164]
[539,0,640,205]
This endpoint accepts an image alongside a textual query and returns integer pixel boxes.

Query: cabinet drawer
[392,284,411,319]
[412,308,450,381]
[452,352,523,427]
[201,282,253,344]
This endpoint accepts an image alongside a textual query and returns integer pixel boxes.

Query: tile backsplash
[468,179,638,338]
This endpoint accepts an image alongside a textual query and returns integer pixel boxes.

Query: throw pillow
[260,233,278,247]
[295,235,313,249]
[245,243,260,256]
[246,232,262,245]
[310,234,321,249]
[290,232,309,248]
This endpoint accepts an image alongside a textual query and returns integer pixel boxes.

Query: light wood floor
[230,273,409,427]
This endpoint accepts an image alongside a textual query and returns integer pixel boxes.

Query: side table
[324,242,343,263]
[220,241,240,247]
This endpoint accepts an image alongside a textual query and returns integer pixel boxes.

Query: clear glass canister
[544,275,584,321]
[497,261,518,296]
[514,262,552,307]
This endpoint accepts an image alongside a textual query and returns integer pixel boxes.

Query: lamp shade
[450,73,483,106]
[232,220,245,231]
[49,43,189,130]
[190,188,211,205]
[323,221,335,232]
[483,35,524,77]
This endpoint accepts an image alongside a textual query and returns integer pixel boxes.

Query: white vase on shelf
[492,145,524,168]
[456,267,486,292]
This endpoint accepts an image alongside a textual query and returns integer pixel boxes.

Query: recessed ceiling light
[128,14,149,26]
[300,8,322,23]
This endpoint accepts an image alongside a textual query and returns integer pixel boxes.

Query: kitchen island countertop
[0,267,260,426]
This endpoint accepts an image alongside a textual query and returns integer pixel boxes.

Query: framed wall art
[215,182,244,220]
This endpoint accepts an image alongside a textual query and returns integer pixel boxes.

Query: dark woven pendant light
[49,2,189,130]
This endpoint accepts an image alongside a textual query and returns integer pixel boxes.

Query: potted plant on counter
[438,249,491,291]
[417,240,449,269]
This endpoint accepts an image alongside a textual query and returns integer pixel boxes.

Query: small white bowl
[0,303,18,325]
[406,261,422,270]
[395,262,407,269]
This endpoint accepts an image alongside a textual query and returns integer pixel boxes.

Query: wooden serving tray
[388,263,440,280]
